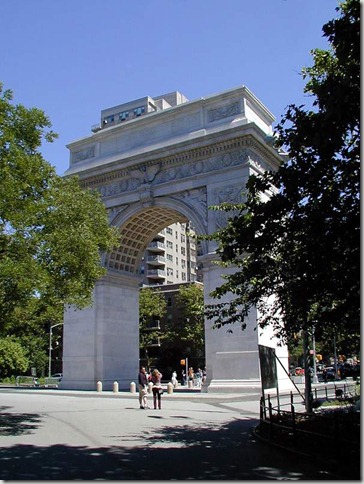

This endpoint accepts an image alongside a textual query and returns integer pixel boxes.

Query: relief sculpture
[213,184,247,230]
[172,187,208,230]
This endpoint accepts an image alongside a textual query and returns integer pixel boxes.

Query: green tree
[139,287,167,370]
[0,337,29,379]
[175,283,205,354]
[204,0,359,410]
[162,283,205,371]
[0,83,119,334]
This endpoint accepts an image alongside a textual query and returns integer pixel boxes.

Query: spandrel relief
[172,188,208,230]
[107,205,129,224]
[212,184,247,230]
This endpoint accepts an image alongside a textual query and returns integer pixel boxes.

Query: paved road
[0,388,349,480]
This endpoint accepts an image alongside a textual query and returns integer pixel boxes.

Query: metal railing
[258,381,360,457]
[15,376,40,387]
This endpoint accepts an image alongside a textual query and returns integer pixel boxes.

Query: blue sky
[1,0,338,175]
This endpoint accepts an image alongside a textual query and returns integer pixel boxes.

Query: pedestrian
[171,370,178,387]
[151,368,163,409]
[138,366,149,409]
[188,367,194,386]
[196,368,202,387]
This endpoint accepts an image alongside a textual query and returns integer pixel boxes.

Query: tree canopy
[139,287,167,369]
[204,0,360,347]
[0,83,119,335]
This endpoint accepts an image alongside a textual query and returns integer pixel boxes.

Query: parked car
[51,373,63,381]
[324,367,336,380]
[295,367,305,376]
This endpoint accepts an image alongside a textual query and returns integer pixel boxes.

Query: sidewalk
[0,383,353,479]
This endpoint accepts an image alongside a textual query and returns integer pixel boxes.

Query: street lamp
[312,326,318,384]
[49,323,63,377]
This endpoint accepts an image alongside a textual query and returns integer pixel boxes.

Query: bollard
[96,381,102,392]
[167,382,173,394]
[113,381,119,393]
[148,382,153,393]
[188,380,193,389]
[130,381,136,393]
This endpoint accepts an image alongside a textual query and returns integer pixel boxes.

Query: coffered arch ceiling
[107,206,189,274]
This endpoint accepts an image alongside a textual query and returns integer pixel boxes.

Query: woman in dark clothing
[151,369,163,409]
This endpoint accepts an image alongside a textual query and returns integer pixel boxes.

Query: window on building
[181,234,186,243]
[182,272,186,281]
[176,245,178,253]
[167,240,173,249]
[103,115,115,125]
[166,227,173,235]
[119,110,129,121]
[167,254,173,262]
[181,247,186,256]
[133,106,145,116]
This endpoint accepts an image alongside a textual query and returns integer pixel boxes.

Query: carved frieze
[86,132,279,203]
[73,146,95,163]
[208,102,240,122]
[96,147,249,199]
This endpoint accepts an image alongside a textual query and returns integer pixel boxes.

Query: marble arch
[61,86,293,392]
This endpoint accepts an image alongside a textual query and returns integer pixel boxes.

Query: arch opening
[107,207,191,274]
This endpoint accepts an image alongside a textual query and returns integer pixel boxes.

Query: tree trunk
[302,327,313,413]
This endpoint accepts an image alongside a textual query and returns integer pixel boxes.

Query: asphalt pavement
[0,385,354,480]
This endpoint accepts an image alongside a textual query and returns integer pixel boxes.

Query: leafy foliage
[0,337,29,378]
[204,0,360,347]
[174,283,205,351]
[0,83,119,335]
[139,287,167,369]
[162,283,205,368]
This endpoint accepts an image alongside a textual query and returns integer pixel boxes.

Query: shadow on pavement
[0,407,42,436]
[0,411,350,480]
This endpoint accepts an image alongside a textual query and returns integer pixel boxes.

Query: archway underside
[107,206,189,274]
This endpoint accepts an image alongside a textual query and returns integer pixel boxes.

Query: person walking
[188,367,194,387]
[151,369,163,409]
[171,370,178,388]
[138,366,149,409]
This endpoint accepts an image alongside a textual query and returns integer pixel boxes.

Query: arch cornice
[78,130,281,192]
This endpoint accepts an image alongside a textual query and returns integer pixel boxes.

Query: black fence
[258,381,360,463]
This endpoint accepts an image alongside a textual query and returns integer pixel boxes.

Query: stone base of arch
[202,254,295,395]
[60,271,140,391]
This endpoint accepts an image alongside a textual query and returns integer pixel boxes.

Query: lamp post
[312,326,318,384]
[49,323,63,378]
[333,334,338,380]
[185,318,190,386]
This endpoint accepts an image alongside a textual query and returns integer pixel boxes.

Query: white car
[51,373,63,381]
